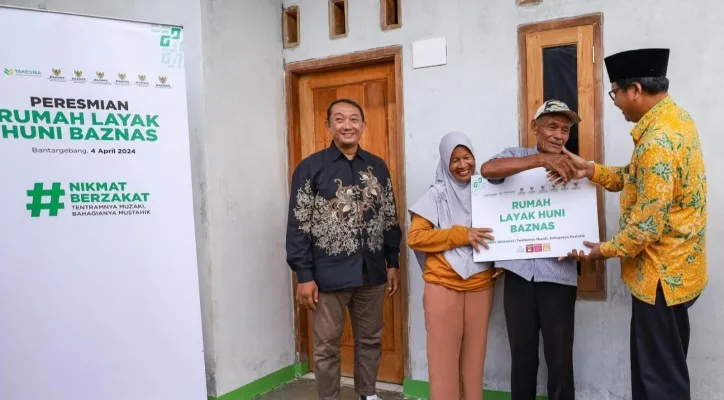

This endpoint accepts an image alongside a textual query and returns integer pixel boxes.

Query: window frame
[282,5,300,49]
[328,0,349,39]
[380,0,402,31]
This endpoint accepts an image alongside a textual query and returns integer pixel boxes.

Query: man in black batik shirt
[286,98,401,400]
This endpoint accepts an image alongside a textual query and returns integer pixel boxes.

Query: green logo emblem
[4,68,14,75]
[160,27,181,47]
[74,70,83,77]
[26,183,66,217]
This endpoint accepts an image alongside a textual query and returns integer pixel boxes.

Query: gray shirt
[486,146,578,287]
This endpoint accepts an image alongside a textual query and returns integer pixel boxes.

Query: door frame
[517,13,607,300]
[284,45,409,378]
[517,13,604,147]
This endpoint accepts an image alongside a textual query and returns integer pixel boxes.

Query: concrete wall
[199,0,295,396]
[0,0,294,397]
[282,0,724,398]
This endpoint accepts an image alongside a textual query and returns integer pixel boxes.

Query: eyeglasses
[608,88,622,101]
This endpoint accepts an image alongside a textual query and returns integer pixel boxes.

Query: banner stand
[0,6,207,400]
[0,4,183,28]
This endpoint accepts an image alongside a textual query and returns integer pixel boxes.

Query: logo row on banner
[3,68,172,88]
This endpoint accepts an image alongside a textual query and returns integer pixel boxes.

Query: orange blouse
[408,214,494,291]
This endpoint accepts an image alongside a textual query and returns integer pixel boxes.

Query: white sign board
[412,37,447,69]
[0,7,207,400]
[471,168,600,262]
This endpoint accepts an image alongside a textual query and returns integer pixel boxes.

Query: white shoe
[359,395,381,400]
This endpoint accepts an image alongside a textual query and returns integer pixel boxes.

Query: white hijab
[408,131,492,279]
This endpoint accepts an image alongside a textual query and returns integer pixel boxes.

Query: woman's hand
[467,227,494,253]
[492,268,505,279]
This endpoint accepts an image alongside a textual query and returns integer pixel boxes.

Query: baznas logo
[52,68,62,76]
[4,68,14,75]
[96,71,105,79]
[138,74,147,81]
[158,76,168,84]
[160,27,182,47]
[74,70,83,77]
[118,72,127,80]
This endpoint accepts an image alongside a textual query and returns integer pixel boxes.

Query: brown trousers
[424,282,494,400]
[313,283,386,400]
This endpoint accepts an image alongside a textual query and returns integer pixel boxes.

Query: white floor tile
[375,381,402,392]
[299,374,402,394]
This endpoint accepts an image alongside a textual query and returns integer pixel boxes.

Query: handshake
[540,148,604,262]
[540,147,595,185]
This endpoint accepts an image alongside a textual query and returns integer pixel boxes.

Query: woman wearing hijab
[408,131,500,400]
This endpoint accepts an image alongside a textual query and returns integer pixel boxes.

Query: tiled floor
[255,374,406,399]
[299,372,404,393]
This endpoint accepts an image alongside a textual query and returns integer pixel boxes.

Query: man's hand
[387,268,399,297]
[548,148,594,184]
[296,281,319,311]
[560,241,607,262]
[467,227,495,253]
[539,153,576,184]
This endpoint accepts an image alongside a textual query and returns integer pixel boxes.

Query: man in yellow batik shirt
[562,48,707,400]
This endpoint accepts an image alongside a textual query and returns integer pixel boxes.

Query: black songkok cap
[604,48,670,83]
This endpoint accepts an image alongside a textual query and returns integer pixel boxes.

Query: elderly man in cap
[561,48,707,400]
[480,99,582,400]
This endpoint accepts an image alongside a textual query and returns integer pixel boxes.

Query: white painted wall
[0,0,295,398]
[283,0,724,398]
[199,0,295,396]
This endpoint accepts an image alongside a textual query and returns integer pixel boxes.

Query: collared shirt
[286,142,401,292]
[594,96,707,306]
[485,146,579,287]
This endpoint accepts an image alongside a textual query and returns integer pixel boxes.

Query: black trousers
[631,282,698,400]
[504,271,577,400]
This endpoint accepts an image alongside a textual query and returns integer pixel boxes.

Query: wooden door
[294,61,404,383]
[519,16,606,300]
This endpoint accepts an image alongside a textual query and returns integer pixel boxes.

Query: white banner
[471,168,600,262]
[0,7,206,400]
